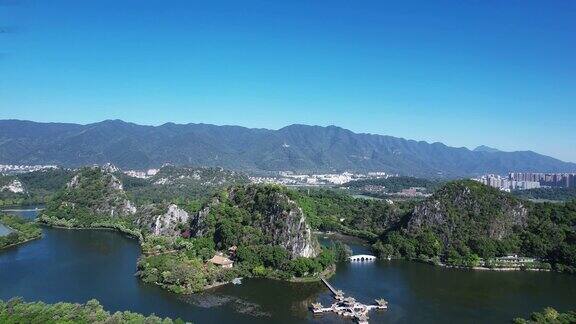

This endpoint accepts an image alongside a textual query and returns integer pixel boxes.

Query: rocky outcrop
[241,188,319,258]
[140,204,190,236]
[57,166,136,217]
[190,185,320,258]
[407,180,528,247]
[1,179,25,193]
[190,203,215,238]
[279,206,318,258]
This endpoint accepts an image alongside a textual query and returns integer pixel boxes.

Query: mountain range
[0,119,574,178]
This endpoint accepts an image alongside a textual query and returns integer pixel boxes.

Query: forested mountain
[1,119,575,177]
[43,166,137,223]
[376,180,576,272]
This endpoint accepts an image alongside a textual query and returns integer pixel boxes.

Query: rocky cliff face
[137,203,190,236]
[190,185,320,258]
[407,180,528,247]
[0,179,25,193]
[190,202,214,238]
[232,186,319,258]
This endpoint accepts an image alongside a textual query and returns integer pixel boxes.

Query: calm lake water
[0,209,575,323]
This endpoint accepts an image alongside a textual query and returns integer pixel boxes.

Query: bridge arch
[349,254,377,262]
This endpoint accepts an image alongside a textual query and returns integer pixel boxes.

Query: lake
[0,209,575,323]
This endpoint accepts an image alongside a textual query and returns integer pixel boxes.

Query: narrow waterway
[0,209,574,323]
[0,223,12,236]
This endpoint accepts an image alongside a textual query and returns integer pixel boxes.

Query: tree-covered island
[39,166,339,293]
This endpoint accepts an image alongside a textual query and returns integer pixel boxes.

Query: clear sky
[1,0,575,162]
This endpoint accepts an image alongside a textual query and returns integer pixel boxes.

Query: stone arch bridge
[349,254,377,262]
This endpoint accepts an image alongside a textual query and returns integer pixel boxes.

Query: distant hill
[473,145,501,153]
[121,165,249,203]
[407,180,529,248]
[1,119,575,178]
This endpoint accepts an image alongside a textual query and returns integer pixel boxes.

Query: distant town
[474,172,576,191]
[2,164,576,194]
[120,167,396,186]
[0,164,58,174]
[249,171,394,186]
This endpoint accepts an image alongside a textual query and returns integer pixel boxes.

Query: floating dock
[312,277,388,324]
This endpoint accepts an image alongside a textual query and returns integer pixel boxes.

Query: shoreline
[38,216,144,242]
[0,217,43,250]
[2,208,45,212]
[0,235,42,250]
[203,281,231,290]
[407,258,553,273]
[42,224,144,242]
[290,264,337,283]
[317,232,555,274]
[442,264,551,272]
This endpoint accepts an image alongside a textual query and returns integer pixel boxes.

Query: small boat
[231,277,243,285]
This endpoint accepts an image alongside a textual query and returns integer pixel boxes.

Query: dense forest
[289,188,413,240]
[0,168,73,207]
[0,298,182,323]
[0,215,42,249]
[513,307,576,324]
[121,165,249,205]
[513,187,576,202]
[343,176,441,193]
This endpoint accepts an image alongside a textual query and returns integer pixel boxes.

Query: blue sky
[1,0,575,161]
